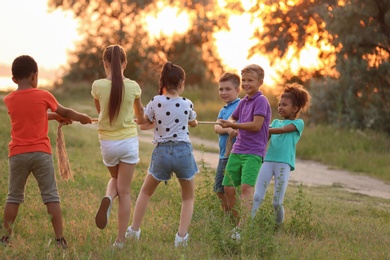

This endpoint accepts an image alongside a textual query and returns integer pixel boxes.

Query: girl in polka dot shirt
[126,62,198,247]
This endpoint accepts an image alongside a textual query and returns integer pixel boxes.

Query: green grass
[1,89,390,258]
[297,125,390,182]
[47,83,390,182]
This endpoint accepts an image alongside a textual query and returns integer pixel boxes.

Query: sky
[0,0,280,90]
[0,0,79,79]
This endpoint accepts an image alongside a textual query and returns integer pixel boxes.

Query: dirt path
[139,131,390,200]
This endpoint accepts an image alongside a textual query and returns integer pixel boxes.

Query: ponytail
[103,45,127,124]
[159,61,185,95]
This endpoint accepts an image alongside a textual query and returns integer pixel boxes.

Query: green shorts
[222,153,262,187]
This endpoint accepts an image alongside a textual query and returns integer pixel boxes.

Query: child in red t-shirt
[1,55,92,248]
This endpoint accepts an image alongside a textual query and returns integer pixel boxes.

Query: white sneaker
[230,227,241,240]
[112,241,124,249]
[125,226,141,240]
[95,196,112,229]
[174,233,189,247]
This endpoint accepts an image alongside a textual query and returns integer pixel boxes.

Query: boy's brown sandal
[1,236,10,246]
[56,237,67,249]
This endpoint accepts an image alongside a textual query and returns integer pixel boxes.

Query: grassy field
[51,83,390,183]
[0,89,390,259]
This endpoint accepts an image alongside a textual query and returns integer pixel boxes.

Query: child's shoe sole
[95,196,112,229]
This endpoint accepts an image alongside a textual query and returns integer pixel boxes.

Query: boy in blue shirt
[213,72,240,212]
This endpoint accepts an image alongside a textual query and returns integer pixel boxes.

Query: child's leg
[238,154,262,226]
[177,179,195,237]
[217,192,229,212]
[130,174,159,231]
[238,184,254,227]
[224,186,238,221]
[251,162,274,217]
[3,202,19,236]
[214,158,229,212]
[115,162,136,242]
[106,165,120,199]
[273,163,290,224]
[95,165,119,230]
[46,202,63,239]
[222,154,241,223]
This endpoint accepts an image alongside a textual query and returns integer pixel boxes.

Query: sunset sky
[0,0,281,89]
[0,0,79,78]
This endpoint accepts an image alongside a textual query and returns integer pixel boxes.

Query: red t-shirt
[4,88,58,157]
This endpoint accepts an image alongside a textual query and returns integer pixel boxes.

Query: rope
[56,123,73,181]
[91,119,219,125]
[197,121,219,124]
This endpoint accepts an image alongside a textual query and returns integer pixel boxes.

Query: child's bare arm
[214,123,228,134]
[94,99,101,113]
[138,114,154,130]
[133,97,146,125]
[55,104,92,124]
[188,119,198,127]
[269,124,297,134]
[219,115,265,132]
[48,112,73,125]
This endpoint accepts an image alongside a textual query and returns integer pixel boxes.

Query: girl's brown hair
[281,82,311,118]
[103,45,127,124]
[158,61,186,95]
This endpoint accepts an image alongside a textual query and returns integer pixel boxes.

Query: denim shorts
[149,141,198,181]
[214,157,228,193]
[8,152,60,204]
[100,137,139,166]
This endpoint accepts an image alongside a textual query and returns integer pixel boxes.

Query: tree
[48,0,233,99]
[249,0,390,131]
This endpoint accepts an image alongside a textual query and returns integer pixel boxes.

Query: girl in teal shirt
[251,83,311,224]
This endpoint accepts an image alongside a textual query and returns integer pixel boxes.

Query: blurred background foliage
[49,0,390,132]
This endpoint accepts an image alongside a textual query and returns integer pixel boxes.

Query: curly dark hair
[11,55,38,80]
[281,82,311,118]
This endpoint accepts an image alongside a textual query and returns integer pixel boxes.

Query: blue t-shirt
[264,119,304,171]
[231,91,271,158]
[217,98,240,159]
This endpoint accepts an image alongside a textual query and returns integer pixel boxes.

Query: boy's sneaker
[112,241,124,249]
[56,237,67,249]
[125,226,141,240]
[95,196,112,229]
[1,236,10,246]
[174,233,189,247]
[230,227,241,240]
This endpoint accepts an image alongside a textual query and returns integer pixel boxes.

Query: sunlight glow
[0,0,79,71]
[213,13,276,86]
[145,5,190,37]
[0,0,80,90]
[218,0,257,11]
[0,0,324,91]
[299,45,320,69]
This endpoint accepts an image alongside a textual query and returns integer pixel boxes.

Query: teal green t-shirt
[264,119,304,171]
